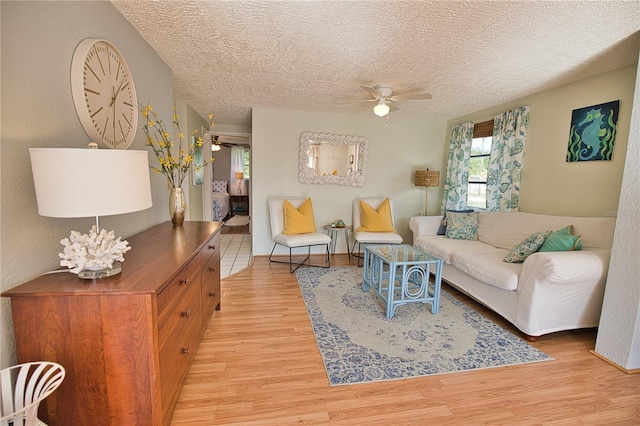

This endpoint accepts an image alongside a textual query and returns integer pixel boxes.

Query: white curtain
[486,106,529,211]
[442,122,474,211]
[230,147,246,195]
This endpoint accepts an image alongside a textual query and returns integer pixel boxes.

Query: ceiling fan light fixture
[211,143,221,152]
[373,101,390,117]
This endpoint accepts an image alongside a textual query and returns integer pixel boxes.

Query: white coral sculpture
[59,226,131,274]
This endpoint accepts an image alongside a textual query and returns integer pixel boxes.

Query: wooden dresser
[2,221,221,426]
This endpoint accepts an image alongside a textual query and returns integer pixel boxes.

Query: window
[242,148,250,179]
[467,120,493,209]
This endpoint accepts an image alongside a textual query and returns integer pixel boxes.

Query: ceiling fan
[353,85,433,117]
[211,134,250,151]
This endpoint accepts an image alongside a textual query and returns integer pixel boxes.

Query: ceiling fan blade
[390,93,433,101]
[360,86,380,97]
[338,99,377,104]
[388,101,400,112]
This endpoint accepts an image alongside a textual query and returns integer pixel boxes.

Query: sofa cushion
[477,212,615,250]
[503,232,550,263]
[445,211,479,240]
[414,235,495,264]
[452,250,522,290]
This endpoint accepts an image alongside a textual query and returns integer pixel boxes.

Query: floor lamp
[415,170,440,215]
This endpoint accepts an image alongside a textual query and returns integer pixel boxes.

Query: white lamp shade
[29,148,153,218]
[373,102,390,117]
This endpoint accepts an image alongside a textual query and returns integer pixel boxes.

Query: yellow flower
[139,103,214,188]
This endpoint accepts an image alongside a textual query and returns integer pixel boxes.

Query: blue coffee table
[362,244,443,318]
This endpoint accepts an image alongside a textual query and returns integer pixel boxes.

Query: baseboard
[590,350,640,374]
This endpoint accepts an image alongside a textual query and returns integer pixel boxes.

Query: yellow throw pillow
[357,199,396,232]
[282,198,317,234]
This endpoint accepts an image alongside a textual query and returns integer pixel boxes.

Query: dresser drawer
[201,248,221,329]
[158,271,202,423]
[201,233,220,260]
[157,254,204,330]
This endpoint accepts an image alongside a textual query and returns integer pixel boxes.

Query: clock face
[71,39,138,149]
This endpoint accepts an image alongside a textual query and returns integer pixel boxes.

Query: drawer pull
[208,244,216,250]
[181,310,190,318]
[209,292,216,298]
[180,278,190,286]
[209,266,216,272]
[182,347,190,355]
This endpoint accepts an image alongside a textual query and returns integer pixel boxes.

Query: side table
[362,244,443,318]
[323,225,350,260]
[230,195,249,216]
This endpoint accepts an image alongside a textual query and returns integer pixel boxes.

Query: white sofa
[409,212,616,339]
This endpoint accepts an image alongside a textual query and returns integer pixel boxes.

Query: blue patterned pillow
[437,209,474,235]
[503,232,550,263]
[445,212,479,240]
[212,180,227,192]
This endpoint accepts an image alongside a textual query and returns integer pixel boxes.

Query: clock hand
[110,78,126,106]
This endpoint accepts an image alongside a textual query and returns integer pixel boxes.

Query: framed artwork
[192,136,204,185]
[566,100,619,162]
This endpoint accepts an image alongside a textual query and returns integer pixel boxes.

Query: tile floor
[220,233,253,278]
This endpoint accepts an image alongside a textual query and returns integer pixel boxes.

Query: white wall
[595,55,640,370]
[446,65,636,217]
[251,108,447,256]
[1,1,174,367]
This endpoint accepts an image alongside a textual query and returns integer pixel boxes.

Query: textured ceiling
[111,1,639,128]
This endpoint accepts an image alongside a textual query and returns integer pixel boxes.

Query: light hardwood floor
[171,255,640,425]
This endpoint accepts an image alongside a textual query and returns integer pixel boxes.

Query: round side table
[323,225,351,259]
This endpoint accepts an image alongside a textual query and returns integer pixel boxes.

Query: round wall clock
[71,38,138,149]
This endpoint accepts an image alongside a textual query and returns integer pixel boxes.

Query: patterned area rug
[295,266,553,386]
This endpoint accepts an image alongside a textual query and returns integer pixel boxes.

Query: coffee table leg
[386,264,396,318]
[431,261,443,314]
[362,248,370,292]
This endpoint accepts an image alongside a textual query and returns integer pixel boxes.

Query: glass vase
[169,186,186,226]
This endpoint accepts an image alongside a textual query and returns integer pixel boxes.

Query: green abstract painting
[567,100,619,162]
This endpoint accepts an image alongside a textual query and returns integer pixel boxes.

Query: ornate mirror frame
[298,131,369,186]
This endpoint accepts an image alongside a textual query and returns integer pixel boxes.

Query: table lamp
[234,171,245,195]
[414,169,440,215]
[29,147,153,278]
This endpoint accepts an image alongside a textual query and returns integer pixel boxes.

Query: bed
[212,180,230,221]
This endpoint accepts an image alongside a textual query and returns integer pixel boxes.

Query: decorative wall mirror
[298,131,368,186]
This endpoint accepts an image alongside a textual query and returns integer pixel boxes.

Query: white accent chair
[352,197,403,266]
[268,198,331,273]
[0,361,65,426]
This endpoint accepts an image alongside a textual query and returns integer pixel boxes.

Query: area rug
[295,266,553,385]
[224,215,250,227]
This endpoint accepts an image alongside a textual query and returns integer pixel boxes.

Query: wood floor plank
[171,255,640,425]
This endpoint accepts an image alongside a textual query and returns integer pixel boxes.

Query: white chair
[268,198,331,273]
[352,197,403,266]
[0,361,65,426]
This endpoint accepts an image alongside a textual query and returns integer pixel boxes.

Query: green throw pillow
[539,225,582,252]
[539,234,582,252]
[445,212,478,240]
[504,232,550,263]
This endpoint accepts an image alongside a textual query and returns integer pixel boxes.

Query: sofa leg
[522,333,538,342]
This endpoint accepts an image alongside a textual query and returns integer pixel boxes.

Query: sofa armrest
[409,216,442,243]
[520,250,610,286]
[516,249,611,336]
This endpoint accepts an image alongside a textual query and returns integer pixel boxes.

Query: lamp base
[78,262,122,279]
